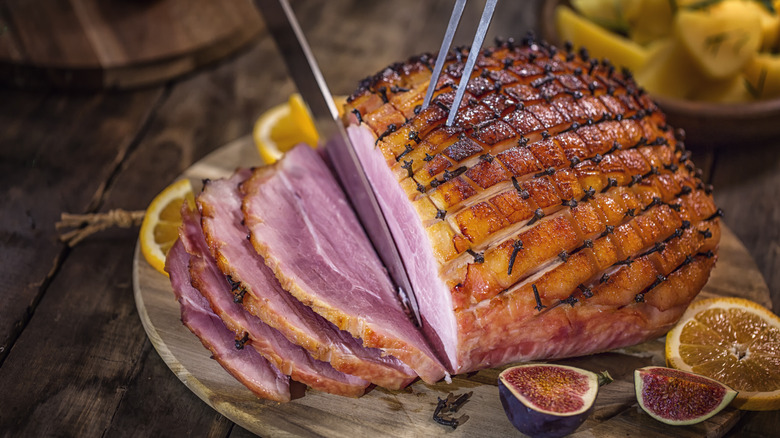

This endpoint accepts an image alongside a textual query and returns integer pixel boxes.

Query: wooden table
[1,1,778,436]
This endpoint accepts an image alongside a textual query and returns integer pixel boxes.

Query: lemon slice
[139,178,195,276]
[253,94,319,164]
[252,93,347,164]
[666,297,780,410]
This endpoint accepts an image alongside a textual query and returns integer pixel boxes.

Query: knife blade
[254,0,422,327]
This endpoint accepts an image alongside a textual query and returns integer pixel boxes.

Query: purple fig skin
[498,380,593,438]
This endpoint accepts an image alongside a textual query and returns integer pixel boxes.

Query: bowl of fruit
[540,0,780,148]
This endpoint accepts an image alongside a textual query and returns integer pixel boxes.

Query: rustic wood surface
[0,0,262,89]
[0,1,778,436]
[133,135,769,438]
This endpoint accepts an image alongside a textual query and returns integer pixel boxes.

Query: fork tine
[446,0,497,127]
[421,0,468,111]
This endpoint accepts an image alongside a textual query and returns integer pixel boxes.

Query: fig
[635,366,738,425]
[498,364,612,438]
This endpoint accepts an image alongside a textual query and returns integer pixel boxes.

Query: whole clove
[526,208,545,226]
[578,284,594,298]
[235,332,249,350]
[512,177,531,199]
[432,391,473,429]
[466,249,485,264]
[562,295,578,307]
[581,186,596,202]
[351,108,363,123]
[507,240,524,275]
[401,160,414,178]
[533,284,546,311]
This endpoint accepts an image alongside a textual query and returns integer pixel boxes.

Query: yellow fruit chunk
[253,93,347,164]
[570,0,637,33]
[743,52,780,99]
[139,179,195,276]
[675,3,762,80]
[731,0,780,51]
[627,0,674,45]
[666,297,780,411]
[634,38,701,99]
[556,5,648,73]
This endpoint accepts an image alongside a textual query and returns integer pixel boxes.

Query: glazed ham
[164,38,721,399]
[165,240,291,402]
[178,202,371,397]
[197,171,421,389]
[342,38,720,374]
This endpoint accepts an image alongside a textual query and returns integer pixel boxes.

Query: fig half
[498,364,611,438]
[635,366,737,425]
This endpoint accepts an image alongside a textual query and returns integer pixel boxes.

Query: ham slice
[241,145,448,384]
[342,40,720,374]
[165,239,290,402]
[178,203,370,397]
[198,170,419,389]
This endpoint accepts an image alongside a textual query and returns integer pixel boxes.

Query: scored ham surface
[178,202,371,397]
[197,170,420,389]
[165,239,291,402]
[241,145,447,384]
[342,38,721,374]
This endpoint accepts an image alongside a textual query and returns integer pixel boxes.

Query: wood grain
[0,0,262,89]
[0,87,163,367]
[134,136,772,438]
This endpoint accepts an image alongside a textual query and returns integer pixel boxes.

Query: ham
[164,38,721,397]
[178,202,370,397]
[342,39,720,374]
[197,170,419,389]
[165,239,290,402]
[241,145,447,384]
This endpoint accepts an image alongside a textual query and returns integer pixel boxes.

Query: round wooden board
[133,136,772,438]
[0,0,262,90]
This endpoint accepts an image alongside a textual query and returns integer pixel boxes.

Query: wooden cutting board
[133,135,773,438]
[0,0,262,90]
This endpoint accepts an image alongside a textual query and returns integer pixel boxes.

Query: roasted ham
[343,38,720,374]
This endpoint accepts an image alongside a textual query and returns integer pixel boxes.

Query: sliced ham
[241,145,448,384]
[198,170,419,389]
[178,203,370,397]
[165,239,290,402]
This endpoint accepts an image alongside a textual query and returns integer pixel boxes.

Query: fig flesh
[635,366,737,425]
[498,364,610,438]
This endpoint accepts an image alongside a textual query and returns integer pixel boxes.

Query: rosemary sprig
[744,67,768,98]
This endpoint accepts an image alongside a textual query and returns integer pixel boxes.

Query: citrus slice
[139,178,195,276]
[252,93,347,164]
[666,297,780,410]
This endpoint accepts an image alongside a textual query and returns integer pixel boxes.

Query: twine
[56,209,145,247]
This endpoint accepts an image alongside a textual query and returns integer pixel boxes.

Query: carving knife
[254,0,423,327]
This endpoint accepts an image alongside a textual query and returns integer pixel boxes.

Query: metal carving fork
[421,0,498,126]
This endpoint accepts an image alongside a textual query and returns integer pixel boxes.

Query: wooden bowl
[538,0,780,149]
